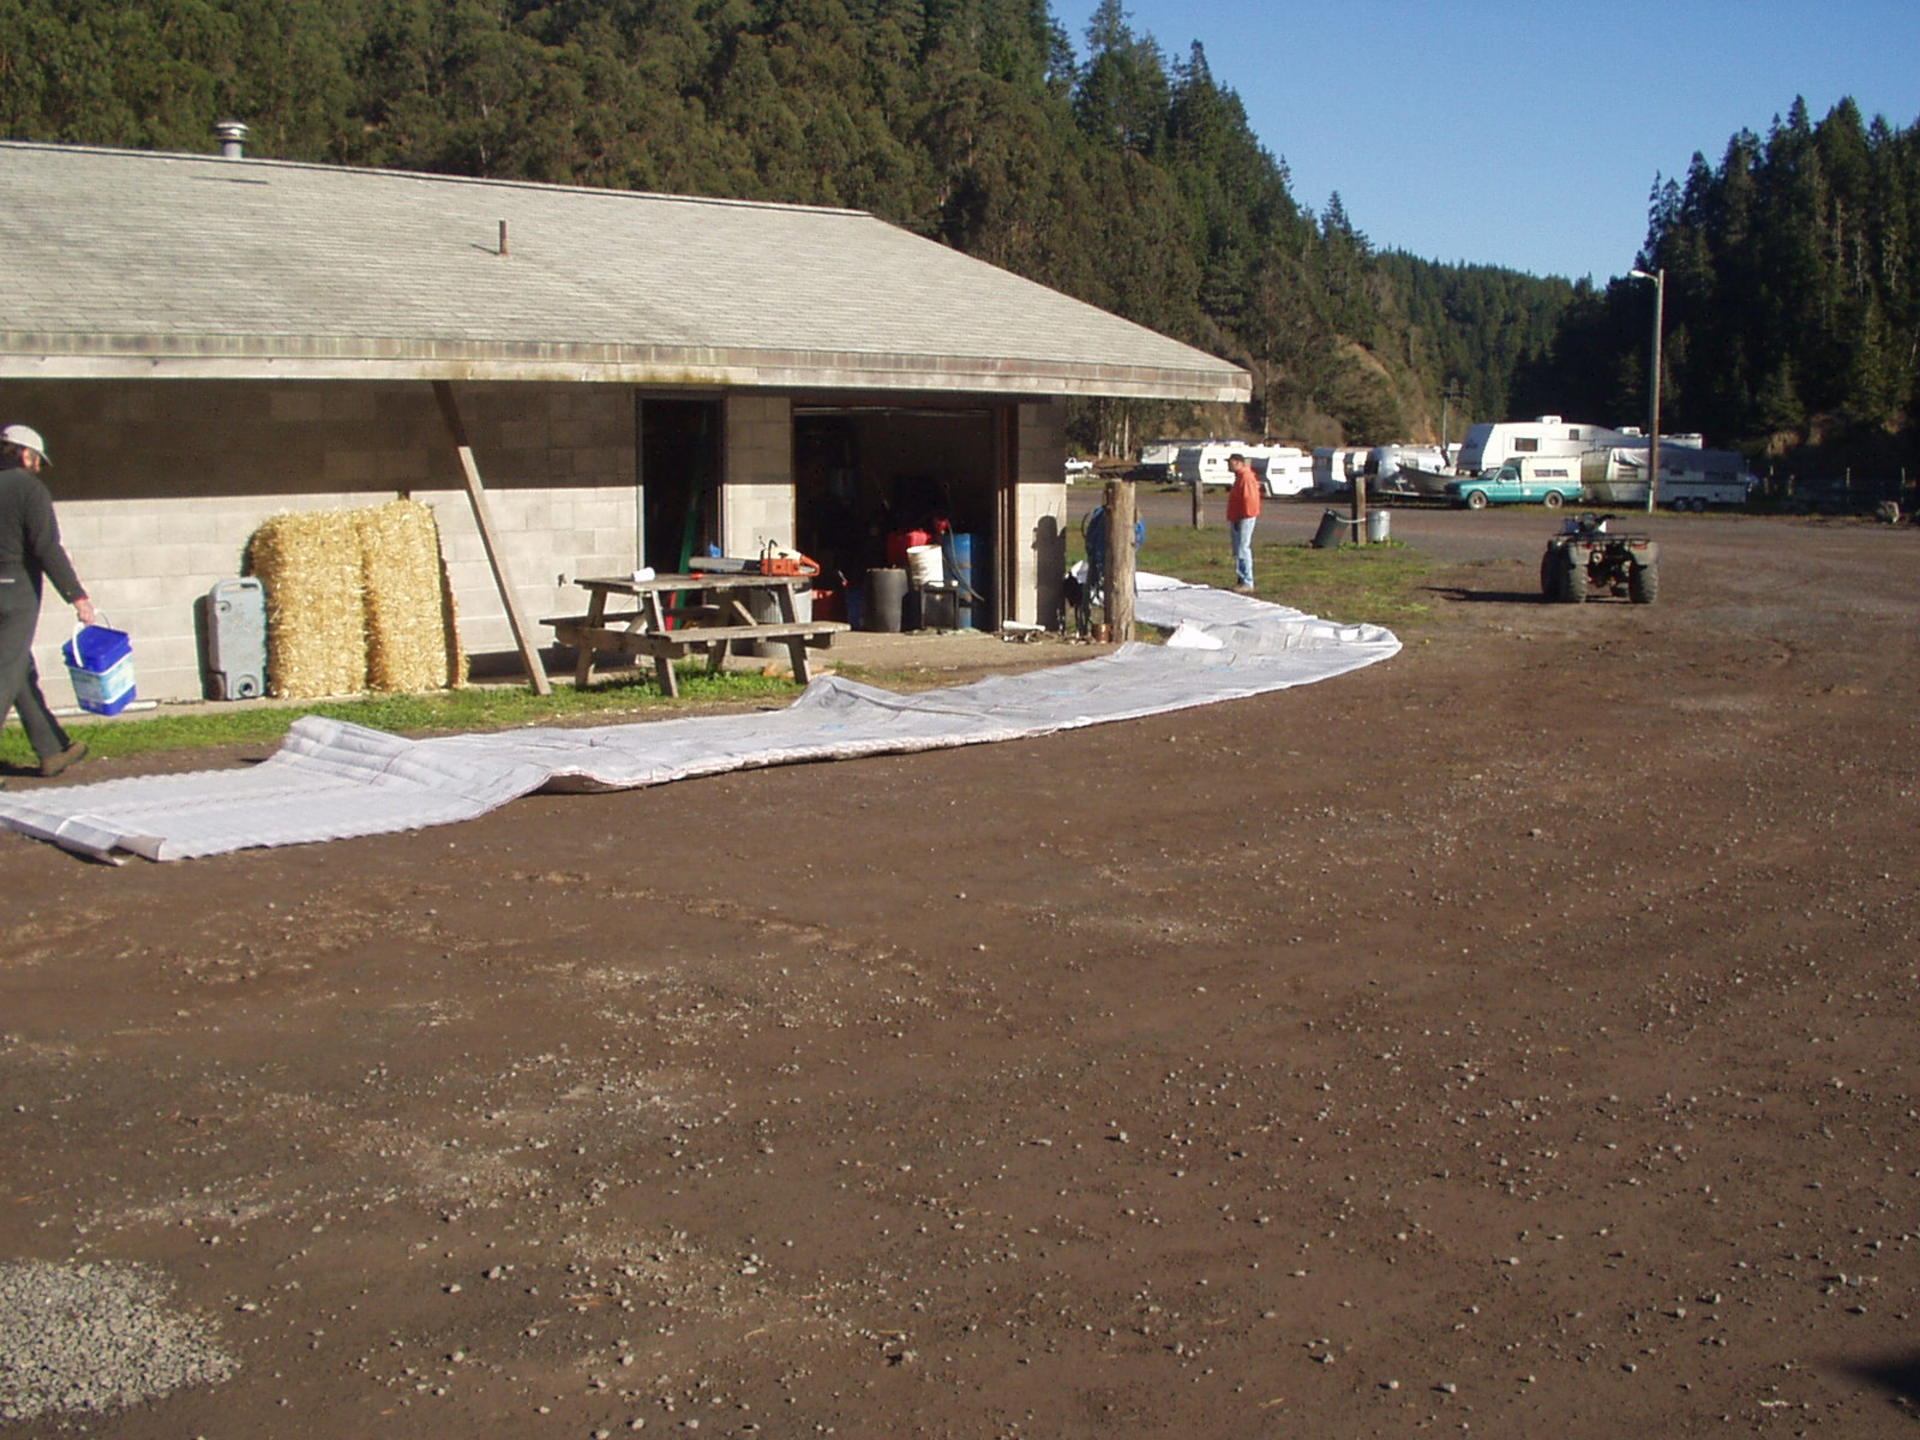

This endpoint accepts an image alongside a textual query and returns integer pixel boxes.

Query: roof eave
[0,333,1251,404]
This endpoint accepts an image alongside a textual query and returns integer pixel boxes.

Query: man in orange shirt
[1226,452,1262,593]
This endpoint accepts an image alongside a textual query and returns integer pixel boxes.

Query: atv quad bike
[1540,513,1660,604]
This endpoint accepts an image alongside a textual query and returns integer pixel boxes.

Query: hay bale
[356,499,464,692]
[248,509,368,699]
[248,499,465,699]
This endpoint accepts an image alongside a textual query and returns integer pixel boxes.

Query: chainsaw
[755,543,821,578]
[687,545,822,578]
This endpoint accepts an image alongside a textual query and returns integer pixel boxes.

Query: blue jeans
[1229,518,1256,587]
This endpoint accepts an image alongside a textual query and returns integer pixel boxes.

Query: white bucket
[906,543,945,587]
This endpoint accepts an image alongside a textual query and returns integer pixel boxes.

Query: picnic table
[543,572,848,697]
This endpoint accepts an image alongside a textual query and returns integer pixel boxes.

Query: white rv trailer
[1581,445,1757,509]
[1137,438,1226,479]
[1455,416,1630,475]
[1255,447,1315,497]
[1312,446,1372,493]
[1174,442,1312,497]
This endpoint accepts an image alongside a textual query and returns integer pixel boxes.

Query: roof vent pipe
[215,120,250,159]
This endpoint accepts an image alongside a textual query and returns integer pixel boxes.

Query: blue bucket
[63,623,138,716]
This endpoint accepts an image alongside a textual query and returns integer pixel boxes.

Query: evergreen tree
[0,0,1652,454]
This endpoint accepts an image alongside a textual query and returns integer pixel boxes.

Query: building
[0,140,1248,702]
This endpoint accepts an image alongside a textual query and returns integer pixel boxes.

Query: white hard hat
[1,424,49,463]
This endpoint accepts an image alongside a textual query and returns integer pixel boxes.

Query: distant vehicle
[1580,446,1755,509]
[1254,448,1314,497]
[1135,439,1224,481]
[1173,441,1254,489]
[1456,416,1627,473]
[1655,470,1755,511]
[1312,446,1372,494]
[1174,442,1313,497]
[1447,456,1582,510]
[1065,457,1095,480]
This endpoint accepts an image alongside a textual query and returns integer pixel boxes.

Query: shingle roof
[0,142,1248,402]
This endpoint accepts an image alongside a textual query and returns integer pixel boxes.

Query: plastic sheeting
[0,576,1399,863]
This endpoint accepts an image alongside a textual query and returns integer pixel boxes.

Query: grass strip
[2,666,794,768]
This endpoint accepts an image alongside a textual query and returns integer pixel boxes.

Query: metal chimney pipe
[215,120,250,159]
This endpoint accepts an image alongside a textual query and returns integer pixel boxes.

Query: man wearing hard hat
[1,425,97,784]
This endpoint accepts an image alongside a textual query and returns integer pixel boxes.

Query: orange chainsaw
[757,543,821,578]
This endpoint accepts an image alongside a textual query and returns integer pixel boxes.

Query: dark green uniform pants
[1,591,72,763]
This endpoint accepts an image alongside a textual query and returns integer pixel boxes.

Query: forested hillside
[0,0,1582,454]
[7,1,1911,469]
[1520,98,1920,473]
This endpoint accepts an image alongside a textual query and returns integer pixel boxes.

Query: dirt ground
[4,502,1919,1438]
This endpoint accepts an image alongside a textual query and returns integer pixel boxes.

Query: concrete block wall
[719,394,795,555]
[2,379,638,705]
[1011,400,1068,626]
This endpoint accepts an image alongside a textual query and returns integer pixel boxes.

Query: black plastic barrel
[1312,509,1348,549]
[865,567,907,632]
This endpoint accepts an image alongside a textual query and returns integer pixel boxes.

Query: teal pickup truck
[1447,457,1583,510]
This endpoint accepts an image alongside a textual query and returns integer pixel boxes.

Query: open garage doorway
[640,397,721,575]
[792,404,1003,628]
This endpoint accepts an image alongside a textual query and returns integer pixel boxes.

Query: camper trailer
[1581,445,1756,509]
[1455,416,1628,475]
[1174,442,1312,496]
[1255,447,1314,497]
[1312,447,1372,494]
[1137,438,1223,480]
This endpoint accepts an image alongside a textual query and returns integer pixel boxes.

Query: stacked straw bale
[357,500,465,693]
[249,510,368,699]
[248,499,463,699]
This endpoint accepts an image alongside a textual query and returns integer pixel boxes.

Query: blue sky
[1082,1,1920,283]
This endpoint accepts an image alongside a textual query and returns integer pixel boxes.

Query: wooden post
[1189,476,1203,529]
[432,380,553,695]
[1105,478,1135,643]
[1350,462,1369,542]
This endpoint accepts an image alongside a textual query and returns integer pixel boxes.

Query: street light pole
[1630,267,1665,514]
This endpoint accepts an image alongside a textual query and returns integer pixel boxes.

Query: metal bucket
[1366,509,1391,543]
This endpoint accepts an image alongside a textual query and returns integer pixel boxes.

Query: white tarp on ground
[0,577,1399,863]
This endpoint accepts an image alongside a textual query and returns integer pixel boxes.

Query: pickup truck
[1447,457,1582,510]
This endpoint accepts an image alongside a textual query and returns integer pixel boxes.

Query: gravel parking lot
[3,505,1917,1437]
